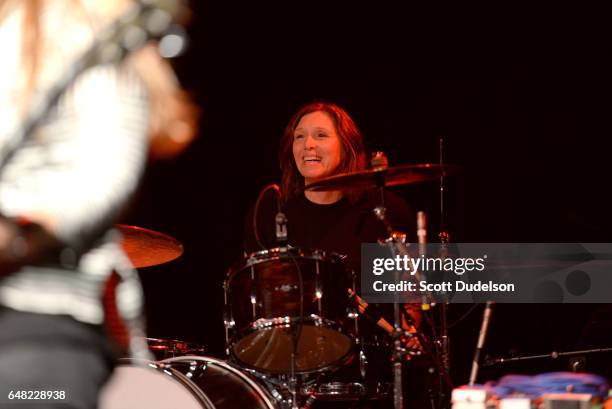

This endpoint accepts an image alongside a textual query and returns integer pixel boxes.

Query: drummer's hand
[400,328,424,360]
[347,288,367,314]
[401,303,423,360]
[0,215,61,276]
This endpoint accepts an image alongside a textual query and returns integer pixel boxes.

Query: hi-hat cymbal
[305,163,459,191]
[116,224,183,268]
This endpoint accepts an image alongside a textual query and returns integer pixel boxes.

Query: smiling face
[292,111,343,186]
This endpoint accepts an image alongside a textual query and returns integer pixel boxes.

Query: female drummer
[243,100,430,403]
[246,102,416,295]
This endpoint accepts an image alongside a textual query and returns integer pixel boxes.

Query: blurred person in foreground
[0,0,197,407]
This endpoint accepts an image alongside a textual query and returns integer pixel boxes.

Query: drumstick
[348,288,394,334]
[348,289,423,358]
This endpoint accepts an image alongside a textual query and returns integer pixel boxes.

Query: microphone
[417,211,427,257]
[469,301,495,385]
[272,185,288,259]
[275,211,287,246]
[416,211,432,309]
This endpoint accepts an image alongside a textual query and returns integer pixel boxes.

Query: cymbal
[116,224,183,268]
[305,163,459,191]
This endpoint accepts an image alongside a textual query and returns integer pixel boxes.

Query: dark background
[123,2,612,387]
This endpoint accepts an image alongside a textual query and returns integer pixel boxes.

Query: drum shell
[100,357,278,409]
[163,356,278,409]
[99,359,213,409]
[226,248,353,329]
[224,248,356,374]
[303,336,393,402]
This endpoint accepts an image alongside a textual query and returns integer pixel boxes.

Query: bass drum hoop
[161,355,278,409]
[99,358,215,409]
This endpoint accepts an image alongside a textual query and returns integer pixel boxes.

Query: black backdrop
[122,2,612,386]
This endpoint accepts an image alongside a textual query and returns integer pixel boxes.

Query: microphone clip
[275,211,288,260]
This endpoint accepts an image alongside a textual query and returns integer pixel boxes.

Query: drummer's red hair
[279,102,367,204]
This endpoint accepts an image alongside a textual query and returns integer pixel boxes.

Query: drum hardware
[371,166,415,409]
[143,337,206,360]
[468,301,495,386]
[360,205,420,409]
[436,137,452,409]
[99,358,215,409]
[302,335,397,403]
[483,346,612,367]
[240,367,295,406]
[359,348,367,378]
[252,183,284,251]
[224,247,355,376]
[304,149,460,409]
[115,224,183,268]
[303,382,366,401]
[252,183,299,408]
[289,250,303,409]
[100,356,280,409]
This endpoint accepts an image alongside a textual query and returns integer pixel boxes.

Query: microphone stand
[276,213,296,405]
[373,205,408,409]
[468,301,495,385]
[437,138,451,408]
[275,202,300,409]
[436,230,451,409]
[484,346,612,367]
[254,184,300,408]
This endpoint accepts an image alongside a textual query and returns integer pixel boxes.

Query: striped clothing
[0,1,150,350]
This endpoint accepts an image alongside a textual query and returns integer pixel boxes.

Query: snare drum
[99,356,278,409]
[224,247,356,374]
[145,337,206,360]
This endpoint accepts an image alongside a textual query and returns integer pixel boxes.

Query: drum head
[162,356,278,409]
[232,320,353,373]
[99,361,210,409]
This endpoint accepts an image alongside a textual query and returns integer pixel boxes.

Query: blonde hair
[0,0,197,158]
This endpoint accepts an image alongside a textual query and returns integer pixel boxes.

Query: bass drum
[99,357,278,409]
[162,356,278,409]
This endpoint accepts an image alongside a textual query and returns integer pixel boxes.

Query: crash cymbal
[305,163,459,191]
[116,224,183,268]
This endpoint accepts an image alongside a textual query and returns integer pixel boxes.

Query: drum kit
[101,161,459,409]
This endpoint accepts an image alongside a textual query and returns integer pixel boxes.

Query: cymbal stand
[274,206,298,408]
[280,208,300,409]
[370,151,419,409]
[373,205,409,409]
